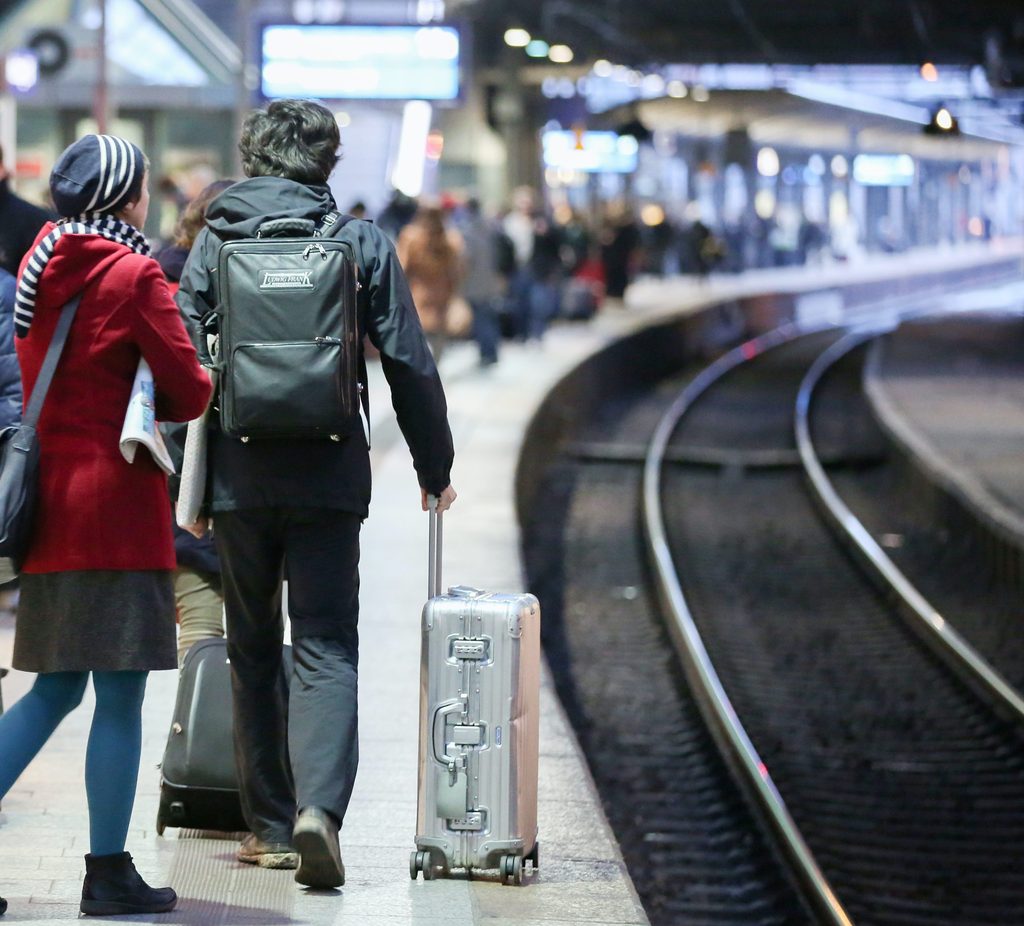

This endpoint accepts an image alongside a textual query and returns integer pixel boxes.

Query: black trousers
[213,507,361,844]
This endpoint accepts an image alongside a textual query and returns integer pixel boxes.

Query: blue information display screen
[852,154,915,186]
[542,131,639,174]
[261,25,461,101]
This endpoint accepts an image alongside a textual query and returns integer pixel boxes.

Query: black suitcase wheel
[410,850,433,881]
[499,853,525,886]
[526,842,539,869]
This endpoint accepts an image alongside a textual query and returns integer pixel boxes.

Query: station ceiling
[466,0,1024,77]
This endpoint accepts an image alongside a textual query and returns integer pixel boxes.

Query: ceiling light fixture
[925,105,960,134]
[504,28,531,48]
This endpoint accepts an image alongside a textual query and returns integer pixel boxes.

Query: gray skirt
[13,570,177,673]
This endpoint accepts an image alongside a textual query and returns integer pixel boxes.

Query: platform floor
[0,243,1019,924]
[865,281,1024,546]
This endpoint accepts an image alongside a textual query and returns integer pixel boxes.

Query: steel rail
[641,323,855,926]
[795,328,1024,725]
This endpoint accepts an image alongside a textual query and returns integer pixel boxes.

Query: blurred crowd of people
[324,185,869,370]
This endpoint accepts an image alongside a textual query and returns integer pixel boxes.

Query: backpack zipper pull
[303,243,328,260]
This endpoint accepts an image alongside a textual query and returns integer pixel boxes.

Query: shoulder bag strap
[21,294,83,429]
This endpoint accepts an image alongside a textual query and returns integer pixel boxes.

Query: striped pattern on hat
[15,213,151,339]
[49,134,146,219]
[87,134,142,213]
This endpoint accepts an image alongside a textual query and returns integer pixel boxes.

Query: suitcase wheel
[409,850,433,881]
[525,842,539,870]
[499,853,524,886]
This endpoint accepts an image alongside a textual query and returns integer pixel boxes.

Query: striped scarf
[15,213,150,338]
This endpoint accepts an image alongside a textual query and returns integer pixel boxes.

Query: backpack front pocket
[225,340,351,438]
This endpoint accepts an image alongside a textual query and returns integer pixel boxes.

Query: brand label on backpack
[259,270,314,290]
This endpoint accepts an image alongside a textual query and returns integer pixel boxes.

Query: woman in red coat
[0,135,210,918]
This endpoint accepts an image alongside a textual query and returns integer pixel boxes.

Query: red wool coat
[16,226,211,573]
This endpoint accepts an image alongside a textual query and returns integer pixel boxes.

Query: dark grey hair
[239,99,341,185]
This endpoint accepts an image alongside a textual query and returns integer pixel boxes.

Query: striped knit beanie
[49,134,146,218]
[15,135,150,338]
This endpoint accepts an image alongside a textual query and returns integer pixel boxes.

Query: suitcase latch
[451,638,488,661]
[449,811,485,831]
[452,724,483,746]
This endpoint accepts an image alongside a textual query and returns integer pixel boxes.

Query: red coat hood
[19,222,138,317]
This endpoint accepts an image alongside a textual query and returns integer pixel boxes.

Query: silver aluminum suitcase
[411,499,540,885]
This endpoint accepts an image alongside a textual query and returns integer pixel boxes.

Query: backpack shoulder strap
[317,211,360,236]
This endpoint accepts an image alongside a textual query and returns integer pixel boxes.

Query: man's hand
[422,485,457,514]
[183,516,209,539]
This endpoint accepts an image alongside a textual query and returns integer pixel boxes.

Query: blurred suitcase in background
[157,638,247,834]
[157,638,293,835]
[410,500,540,885]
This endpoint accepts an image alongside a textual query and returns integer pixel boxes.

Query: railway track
[525,319,1024,925]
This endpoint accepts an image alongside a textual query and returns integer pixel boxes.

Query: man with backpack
[176,99,456,889]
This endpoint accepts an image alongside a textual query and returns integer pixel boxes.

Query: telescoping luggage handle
[428,494,443,599]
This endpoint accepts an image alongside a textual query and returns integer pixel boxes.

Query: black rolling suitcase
[157,638,247,834]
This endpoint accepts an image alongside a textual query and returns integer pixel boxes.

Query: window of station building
[829,191,849,226]
[10,108,61,210]
[84,0,209,87]
[722,163,748,225]
[803,181,827,225]
[754,189,776,219]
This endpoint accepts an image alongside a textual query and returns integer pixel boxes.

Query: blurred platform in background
[864,296,1024,552]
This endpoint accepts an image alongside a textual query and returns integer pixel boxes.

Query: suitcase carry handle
[431,697,467,774]
[428,494,443,599]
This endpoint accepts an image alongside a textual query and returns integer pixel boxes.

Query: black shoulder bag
[0,295,81,567]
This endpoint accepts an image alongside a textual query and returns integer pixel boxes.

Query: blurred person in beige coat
[396,204,463,360]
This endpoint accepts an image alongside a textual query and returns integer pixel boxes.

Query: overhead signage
[852,154,916,186]
[261,25,461,101]
[542,130,639,174]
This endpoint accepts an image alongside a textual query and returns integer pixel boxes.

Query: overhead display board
[852,154,916,186]
[542,130,639,174]
[261,25,461,101]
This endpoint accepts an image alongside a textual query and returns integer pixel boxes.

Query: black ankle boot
[80,852,176,916]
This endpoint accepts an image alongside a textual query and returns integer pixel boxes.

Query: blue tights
[0,671,148,856]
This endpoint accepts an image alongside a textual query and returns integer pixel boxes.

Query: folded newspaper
[120,358,175,475]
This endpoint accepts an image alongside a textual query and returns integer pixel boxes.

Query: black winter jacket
[0,269,22,429]
[0,178,54,277]
[155,243,220,575]
[176,176,454,517]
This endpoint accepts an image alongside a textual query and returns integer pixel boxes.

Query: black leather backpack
[209,212,361,442]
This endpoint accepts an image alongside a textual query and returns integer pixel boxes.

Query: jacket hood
[204,177,336,240]
[155,244,188,283]
[26,223,136,312]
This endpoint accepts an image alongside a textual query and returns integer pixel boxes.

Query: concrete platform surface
[0,243,1019,924]
[0,325,649,925]
[865,294,1024,548]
